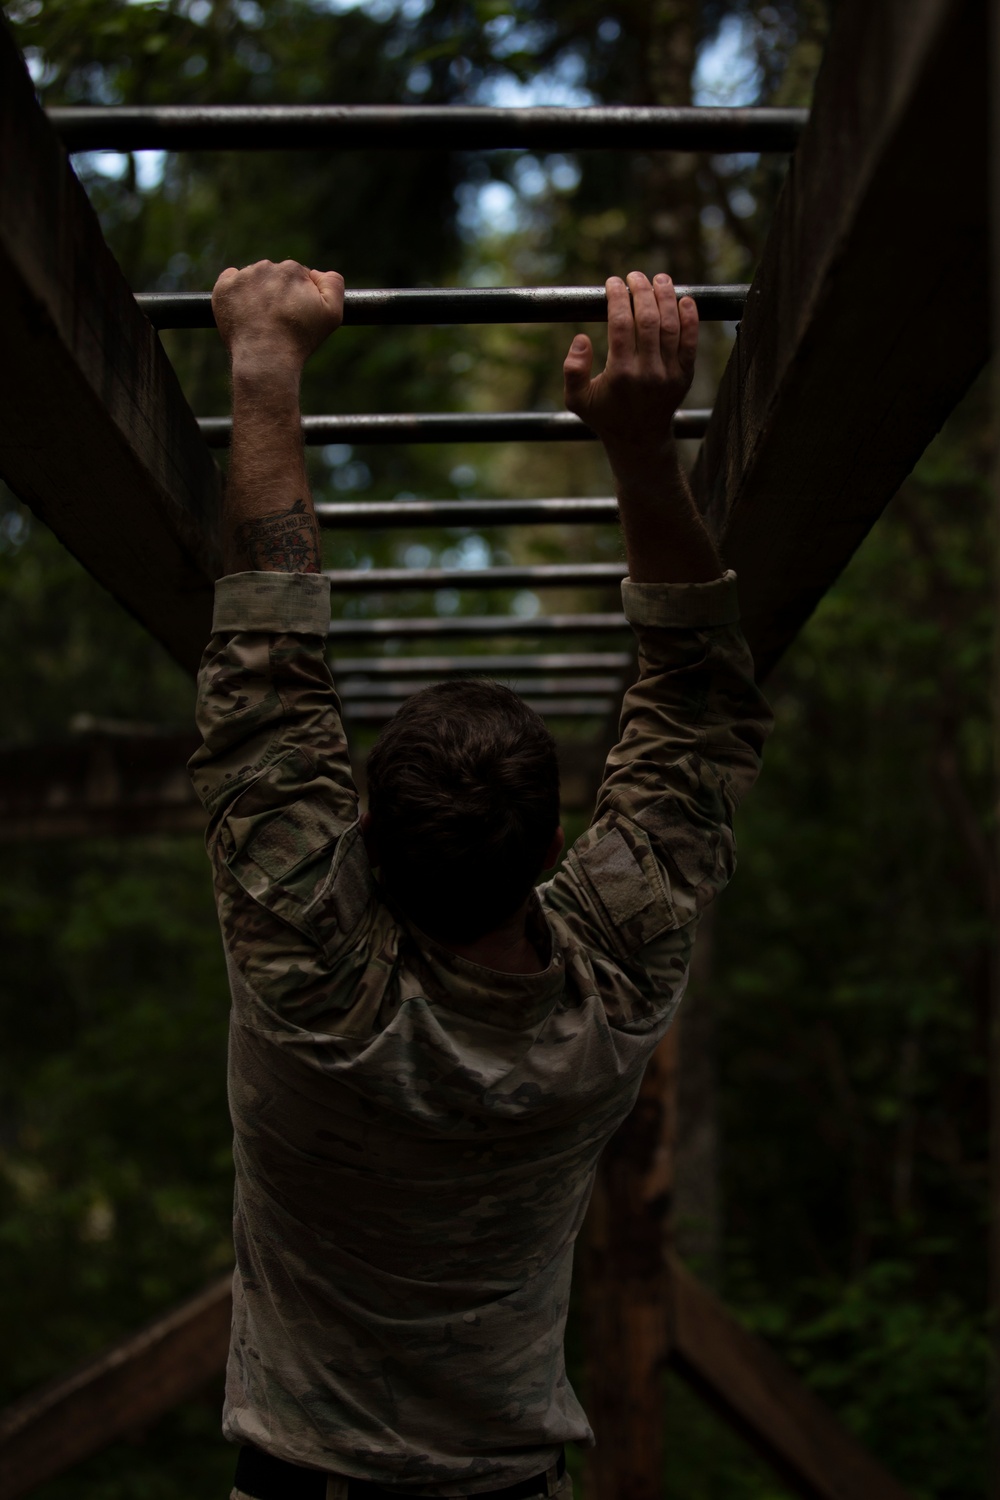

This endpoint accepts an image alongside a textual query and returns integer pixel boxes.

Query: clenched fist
[212,258,344,375]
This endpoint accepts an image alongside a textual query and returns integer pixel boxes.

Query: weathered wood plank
[0,20,220,675]
[669,1255,913,1500]
[696,0,989,679]
[0,1276,232,1500]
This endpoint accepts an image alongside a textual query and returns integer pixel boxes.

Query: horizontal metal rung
[327,614,630,641]
[345,697,616,721]
[325,563,625,591]
[318,498,619,528]
[49,105,808,154]
[200,410,710,446]
[141,285,747,330]
[329,652,634,675]
[337,676,624,699]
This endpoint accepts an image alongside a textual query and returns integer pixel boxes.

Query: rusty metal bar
[49,104,808,154]
[317,498,620,528]
[199,410,710,447]
[325,563,625,591]
[346,696,616,721]
[338,676,624,699]
[327,614,629,641]
[330,652,634,675]
[141,285,747,330]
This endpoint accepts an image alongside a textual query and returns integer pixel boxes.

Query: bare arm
[211,258,344,575]
[563,271,721,583]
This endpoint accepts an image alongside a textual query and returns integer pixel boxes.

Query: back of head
[365,679,560,944]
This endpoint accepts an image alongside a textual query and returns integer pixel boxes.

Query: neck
[443,903,547,975]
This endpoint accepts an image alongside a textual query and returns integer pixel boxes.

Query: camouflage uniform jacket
[190,568,770,1496]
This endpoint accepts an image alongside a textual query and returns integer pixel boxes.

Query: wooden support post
[0,19,220,675]
[0,1277,232,1500]
[697,0,989,679]
[668,1257,913,1500]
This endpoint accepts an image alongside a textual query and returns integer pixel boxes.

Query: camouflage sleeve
[188,573,374,1023]
[543,570,771,998]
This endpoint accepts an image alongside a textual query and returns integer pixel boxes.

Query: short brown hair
[365,679,560,943]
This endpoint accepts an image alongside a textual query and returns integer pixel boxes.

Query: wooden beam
[0,20,220,676]
[0,1276,232,1500]
[0,1256,913,1500]
[668,1255,913,1500]
[696,0,989,679]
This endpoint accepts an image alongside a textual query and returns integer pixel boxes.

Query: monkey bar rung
[49,104,808,154]
[317,498,621,528]
[327,614,629,641]
[199,410,710,447]
[325,563,625,592]
[141,286,747,330]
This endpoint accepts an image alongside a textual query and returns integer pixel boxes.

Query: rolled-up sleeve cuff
[212,571,331,635]
[622,568,739,629]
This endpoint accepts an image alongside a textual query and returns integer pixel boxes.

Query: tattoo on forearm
[233,499,321,573]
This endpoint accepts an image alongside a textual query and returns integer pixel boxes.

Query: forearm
[222,360,320,575]
[606,437,722,584]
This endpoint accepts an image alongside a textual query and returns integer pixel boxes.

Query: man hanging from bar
[190,258,771,1500]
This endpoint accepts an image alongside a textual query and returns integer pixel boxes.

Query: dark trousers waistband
[234,1443,566,1500]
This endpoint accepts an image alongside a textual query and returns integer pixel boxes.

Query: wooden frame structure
[0,0,990,1493]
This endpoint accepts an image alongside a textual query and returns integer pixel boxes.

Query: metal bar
[330,652,634,675]
[325,563,625,591]
[318,497,621,527]
[49,105,808,154]
[200,410,710,447]
[346,696,616,721]
[141,286,748,330]
[338,676,624,699]
[327,614,630,641]
[317,498,620,528]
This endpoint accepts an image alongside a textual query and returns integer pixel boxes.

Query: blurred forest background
[0,0,992,1495]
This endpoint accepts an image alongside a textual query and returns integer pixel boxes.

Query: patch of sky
[406,63,432,94]
[332,460,372,492]
[400,542,433,569]
[23,46,57,89]
[470,51,595,109]
[0,508,30,554]
[693,14,762,107]
[449,463,477,488]
[442,535,491,570]
[323,444,354,468]
[434,588,461,615]
[76,149,168,190]
[511,590,540,618]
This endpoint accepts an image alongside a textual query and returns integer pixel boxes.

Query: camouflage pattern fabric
[190,569,770,1497]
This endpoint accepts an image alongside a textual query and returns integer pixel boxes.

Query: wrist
[230,345,304,397]
[605,435,680,498]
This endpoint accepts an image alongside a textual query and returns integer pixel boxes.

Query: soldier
[191,259,770,1500]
